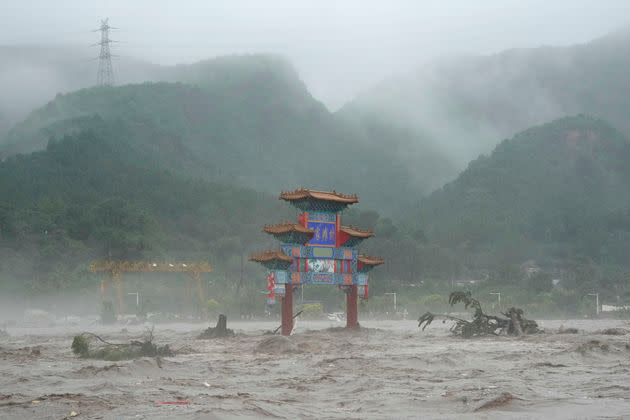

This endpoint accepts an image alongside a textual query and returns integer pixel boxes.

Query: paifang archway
[250,189,383,335]
[90,260,213,316]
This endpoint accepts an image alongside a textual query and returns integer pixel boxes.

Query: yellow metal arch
[90,260,212,316]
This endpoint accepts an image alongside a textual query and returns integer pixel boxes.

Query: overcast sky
[4,0,630,108]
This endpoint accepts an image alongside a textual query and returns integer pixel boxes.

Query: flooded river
[1,319,630,419]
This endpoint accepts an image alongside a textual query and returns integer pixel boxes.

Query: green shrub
[206,298,221,315]
[71,335,89,356]
[301,303,324,319]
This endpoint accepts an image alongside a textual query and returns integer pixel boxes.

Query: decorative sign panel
[272,270,365,285]
[308,211,336,223]
[312,247,334,258]
[307,221,336,246]
[280,245,357,260]
[307,259,335,273]
[310,273,336,284]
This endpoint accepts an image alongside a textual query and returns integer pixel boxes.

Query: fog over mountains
[2,13,630,312]
[341,28,630,168]
[5,27,630,192]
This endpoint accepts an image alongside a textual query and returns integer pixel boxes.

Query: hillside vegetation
[3,43,630,314]
[0,129,287,293]
[417,116,630,284]
[0,128,432,304]
[1,56,454,213]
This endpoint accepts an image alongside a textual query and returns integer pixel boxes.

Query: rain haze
[3,0,630,108]
[3,1,630,419]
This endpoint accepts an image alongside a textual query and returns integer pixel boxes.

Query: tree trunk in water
[509,311,523,336]
[216,314,227,333]
[198,314,234,338]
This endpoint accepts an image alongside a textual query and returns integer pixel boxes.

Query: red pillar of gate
[346,285,359,329]
[281,285,294,336]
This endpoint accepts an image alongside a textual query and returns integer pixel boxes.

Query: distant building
[602,304,630,312]
[520,260,541,277]
[454,279,478,288]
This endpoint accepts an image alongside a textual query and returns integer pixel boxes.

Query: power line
[92,18,117,86]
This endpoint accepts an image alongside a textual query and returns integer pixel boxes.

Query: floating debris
[255,336,298,353]
[576,340,610,354]
[71,328,173,361]
[600,328,628,336]
[198,314,234,339]
[156,400,190,405]
[558,326,579,334]
[474,392,516,411]
[418,291,539,338]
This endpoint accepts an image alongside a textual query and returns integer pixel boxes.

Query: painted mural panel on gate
[307,259,335,273]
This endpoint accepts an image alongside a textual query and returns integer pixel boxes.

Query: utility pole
[92,18,117,86]
[490,292,501,308]
[385,292,397,314]
[127,292,139,307]
[588,293,599,315]
[236,249,244,294]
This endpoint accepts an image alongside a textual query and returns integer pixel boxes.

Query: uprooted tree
[71,328,173,361]
[418,291,539,338]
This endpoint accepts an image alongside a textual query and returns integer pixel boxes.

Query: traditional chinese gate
[250,189,383,335]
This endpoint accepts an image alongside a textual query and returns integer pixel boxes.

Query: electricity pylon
[92,18,117,86]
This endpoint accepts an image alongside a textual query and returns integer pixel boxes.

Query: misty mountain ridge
[340,27,630,172]
[1,57,451,213]
[0,47,311,138]
[0,44,160,138]
[2,52,314,153]
[418,115,630,266]
[6,26,630,196]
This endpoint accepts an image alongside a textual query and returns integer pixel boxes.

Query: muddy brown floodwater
[2,319,630,419]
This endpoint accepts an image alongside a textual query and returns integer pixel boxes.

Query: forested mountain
[0,129,287,293]
[418,115,630,268]
[7,28,630,206]
[340,28,630,175]
[0,129,430,301]
[1,55,453,213]
[4,37,630,309]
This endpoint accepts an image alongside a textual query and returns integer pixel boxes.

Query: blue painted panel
[307,221,336,246]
